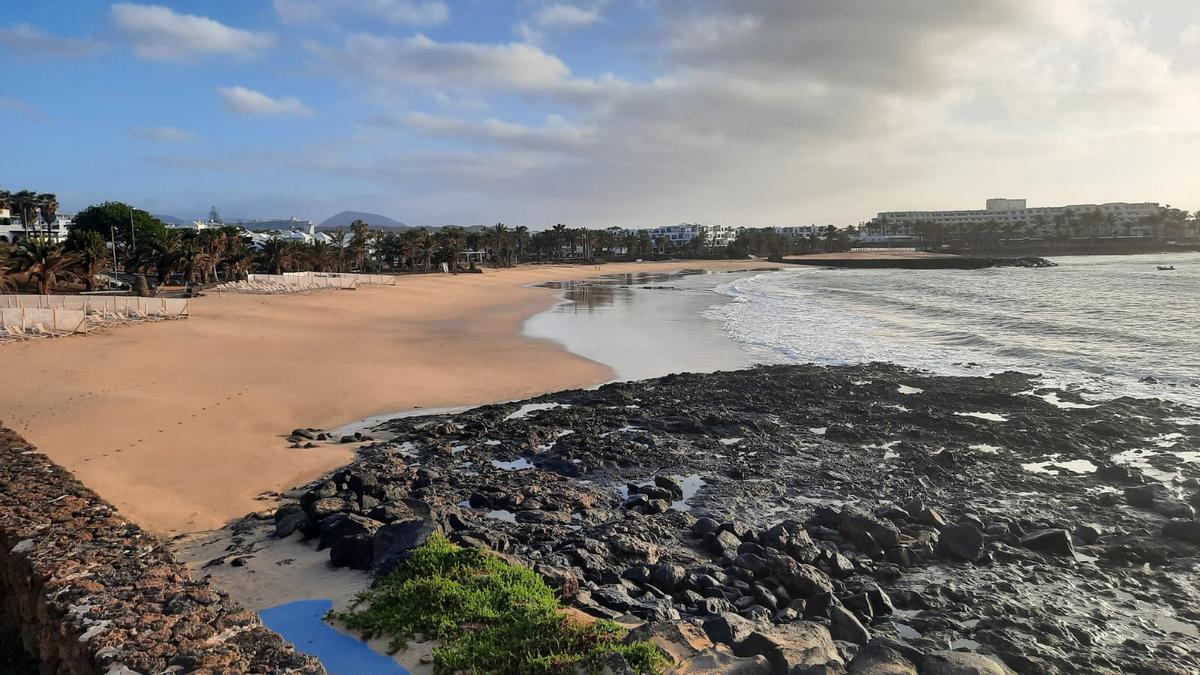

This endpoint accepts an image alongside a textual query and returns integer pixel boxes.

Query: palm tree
[513,225,529,262]
[0,243,14,291]
[225,238,256,280]
[328,229,348,272]
[10,190,38,233]
[258,237,298,275]
[8,236,80,294]
[349,220,370,270]
[37,193,58,238]
[438,227,466,270]
[65,229,109,291]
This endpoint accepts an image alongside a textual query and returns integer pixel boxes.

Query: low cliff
[0,428,324,674]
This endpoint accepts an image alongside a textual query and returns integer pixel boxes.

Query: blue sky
[2,1,1198,227]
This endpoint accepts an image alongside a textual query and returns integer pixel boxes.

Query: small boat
[1156,265,1175,271]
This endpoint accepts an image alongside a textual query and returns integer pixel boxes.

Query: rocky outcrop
[0,428,323,674]
[260,362,1200,675]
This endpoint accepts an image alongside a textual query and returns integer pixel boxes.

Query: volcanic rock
[1019,529,1074,557]
[936,523,985,562]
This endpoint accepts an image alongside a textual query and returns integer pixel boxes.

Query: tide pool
[258,599,410,675]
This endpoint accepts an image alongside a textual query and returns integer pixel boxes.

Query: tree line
[1,196,861,294]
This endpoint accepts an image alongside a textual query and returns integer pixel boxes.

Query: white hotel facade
[868,198,1160,239]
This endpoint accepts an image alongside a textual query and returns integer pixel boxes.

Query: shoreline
[0,260,763,536]
[204,363,1200,674]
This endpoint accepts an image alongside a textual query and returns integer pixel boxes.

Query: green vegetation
[332,535,665,674]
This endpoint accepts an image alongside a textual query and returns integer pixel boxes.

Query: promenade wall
[0,428,324,674]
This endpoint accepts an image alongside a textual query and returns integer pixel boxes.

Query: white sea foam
[707,254,1200,407]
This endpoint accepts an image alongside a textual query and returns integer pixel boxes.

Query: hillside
[318,211,407,230]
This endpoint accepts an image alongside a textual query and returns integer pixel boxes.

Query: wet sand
[0,260,757,535]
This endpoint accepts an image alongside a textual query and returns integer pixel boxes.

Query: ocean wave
[706,256,1200,407]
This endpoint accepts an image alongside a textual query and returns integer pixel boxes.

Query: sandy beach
[0,260,756,535]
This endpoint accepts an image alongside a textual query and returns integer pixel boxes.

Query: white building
[646,223,741,249]
[774,225,828,239]
[871,199,1160,238]
[0,208,73,244]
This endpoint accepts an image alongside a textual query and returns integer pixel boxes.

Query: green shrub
[332,535,666,674]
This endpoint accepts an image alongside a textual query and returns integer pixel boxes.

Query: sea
[525,252,1200,407]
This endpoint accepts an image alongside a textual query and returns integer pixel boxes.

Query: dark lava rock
[1152,498,1196,520]
[921,651,1015,674]
[329,533,374,570]
[733,622,843,673]
[830,605,871,645]
[1019,529,1075,557]
[710,529,743,559]
[761,520,821,563]
[670,651,773,674]
[372,517,441,575]
[1163,520,1200,545]
[692,517,721,537]
[306,496,350,521]
[1125,483,1169,508]
[702,612,764,646]
[317,513,380,552]
[936,523,985,562]
[273,503,309,538]
[1073,524,1102,545]
[847,642,918,675]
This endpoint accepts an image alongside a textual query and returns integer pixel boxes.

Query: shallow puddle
[259,599,410,674]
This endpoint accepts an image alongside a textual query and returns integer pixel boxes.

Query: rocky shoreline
[781,257,1056,270]
[229,363,1197,673]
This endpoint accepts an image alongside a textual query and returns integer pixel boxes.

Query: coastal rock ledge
[0,427,324,675]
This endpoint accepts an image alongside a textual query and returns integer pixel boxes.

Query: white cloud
[307,33,616,102]
[0,22,107,58]
[112,4,275,61]
[516,3,601,43]
[273,0,449,26]
[300,0,1200,225]
[128,126,196,142]
[1182,24,1200,46]
[216,86,312,117]
[379,111,593,151]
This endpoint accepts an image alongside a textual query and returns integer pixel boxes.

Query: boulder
[1073,524,1102,545]
[329,533,374,570]
[710,530,743,559]
[655,475,685,498]
[846,642,918,675]
[273,504,309,539]
[1125,483,1169,508]
[1019,529,1074,557]
[702,613,763,646]
[921,651,1016,675]
[935,523,985,562]
[306,496,350,521]
[668,650,772,674]
[838,510,902,551]
[610,535,659,564]
[733,622,844,674]
[1152,498,1196,520]
[317,513,380,551]
[1163,520,1200,545]
[761,521,821,563]
[647,563,686,592]
[372,517,441,575]
[830,605,870,645]
[692,517,721,537]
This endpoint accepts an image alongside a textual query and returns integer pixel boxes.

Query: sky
[2,1,1198,228]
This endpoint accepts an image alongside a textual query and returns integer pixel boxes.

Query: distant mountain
[154,214,190,225]
[318,211,407,230]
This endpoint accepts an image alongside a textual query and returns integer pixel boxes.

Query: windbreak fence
[0,295,189,342]
[221,272,397,294]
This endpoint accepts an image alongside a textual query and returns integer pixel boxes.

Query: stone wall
[0,428,324,674]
